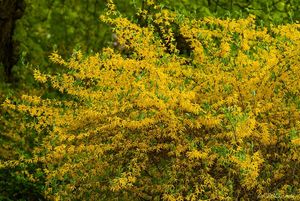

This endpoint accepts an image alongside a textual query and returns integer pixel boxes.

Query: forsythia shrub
[1,2,300,200]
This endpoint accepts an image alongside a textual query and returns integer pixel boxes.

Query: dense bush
[2,1,300,200]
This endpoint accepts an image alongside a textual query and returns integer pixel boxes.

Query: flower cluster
[2,2,300,200]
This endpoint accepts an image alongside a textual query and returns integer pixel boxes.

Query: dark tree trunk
[0,0,25,81]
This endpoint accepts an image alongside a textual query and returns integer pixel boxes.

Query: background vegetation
[2,0,300,85]
[1,0,300,200]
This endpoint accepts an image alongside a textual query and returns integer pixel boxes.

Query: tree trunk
[0,0,25,81]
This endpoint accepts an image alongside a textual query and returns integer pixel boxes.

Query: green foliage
[13,0,300,73]
[160,0,300,24]
[0,167,45,201]
[9,0,300,84]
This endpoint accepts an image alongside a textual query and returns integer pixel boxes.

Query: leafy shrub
[2,2,300,200]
